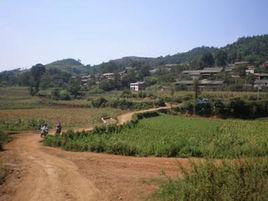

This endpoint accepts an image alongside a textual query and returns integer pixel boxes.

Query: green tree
[199,52,215,68]
[193,79,200,115]
[215,50,228,66]
[68,78,81,98]
[30,63,46,95]
[246,74,256,88]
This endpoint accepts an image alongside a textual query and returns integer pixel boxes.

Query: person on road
[40,123,49,138]
[55,120,62,135]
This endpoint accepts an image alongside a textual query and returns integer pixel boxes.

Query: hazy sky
[1,0,268,71]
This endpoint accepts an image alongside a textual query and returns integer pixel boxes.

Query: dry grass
[0,107,122,129]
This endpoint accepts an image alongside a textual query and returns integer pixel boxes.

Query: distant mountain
[45,59,90,74]
[1,34,268,78]
[93,35,268,72]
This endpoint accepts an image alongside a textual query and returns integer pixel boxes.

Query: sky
[1,0,268,71]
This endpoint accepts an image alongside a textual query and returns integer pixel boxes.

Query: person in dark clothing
[55,121,62,135]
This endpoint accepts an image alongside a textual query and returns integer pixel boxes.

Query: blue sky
[1,0,268,70]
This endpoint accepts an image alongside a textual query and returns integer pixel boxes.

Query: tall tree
[215,50,228,66]
[30,63,46,95]
[68,78,81,98]
[199,52,215,68]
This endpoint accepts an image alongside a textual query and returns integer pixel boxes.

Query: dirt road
[116,106,170,125]
[1,106,195,201]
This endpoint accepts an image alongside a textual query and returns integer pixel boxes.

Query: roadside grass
[44,114,268,159]
[0,107,122,131]
[149,158,268,201]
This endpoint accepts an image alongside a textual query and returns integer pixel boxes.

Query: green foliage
[0,119,47,131]
[90,97,164,110]
[68,78,81,98]
[199,52,215,68]
[30,63,46,95]
[0,131,11,151]
[151,159,268,201]
[91,97,108,107]
[215,50,228,66]
[45,58,89,74]
[44,114,268,158]
[178,98,268,119]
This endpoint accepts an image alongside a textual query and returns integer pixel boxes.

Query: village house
[182,67,223,79]
[165,64,178,67]
[234,61,249,66]
[175,79,224,90]
[130,81,145,91]
[254,73,268,80]
[254,79,268,89]
[225,66,235,72]
[246,65,255,74]
[260,61,268,68]
[101,73,115,80]
[80,75,92,86]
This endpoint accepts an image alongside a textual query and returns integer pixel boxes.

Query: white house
[130,82,145,91]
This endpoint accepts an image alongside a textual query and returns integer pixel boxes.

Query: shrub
[91,97,108,108]
[154,98,166,107]
[120,90,133,98]
[152,159,268,201]
[59,90,71,100]
[196,101,213,116]
[0,131,11,151]
[213,99,226,117]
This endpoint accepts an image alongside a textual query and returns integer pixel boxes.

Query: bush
[154,98,166,107]
[152,159,268,201]
[228,98,250,118]
[177,98,268,119]
[0,131,11,151]
[59,90,71,100]
[120,90,133,98]
[196,100,213,116]
[91,97,108,108]
[179,101,194,114]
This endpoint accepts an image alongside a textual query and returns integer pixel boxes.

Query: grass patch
[150,159,268,201]
[44,114,268,158]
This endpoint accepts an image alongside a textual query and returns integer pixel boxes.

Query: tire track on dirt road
[2,134,105,201]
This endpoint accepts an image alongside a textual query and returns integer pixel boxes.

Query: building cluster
[74,60,268,91]
[177,61,268,90]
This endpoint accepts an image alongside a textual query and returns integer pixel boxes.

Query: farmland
[0,107,122,131]
[44,114,268,159]
[0,87,42,109]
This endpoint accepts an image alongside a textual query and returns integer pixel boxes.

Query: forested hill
[45,59,90,74]
[94,35,268,73]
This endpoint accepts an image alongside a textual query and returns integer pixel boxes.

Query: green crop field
[45,114,268,159]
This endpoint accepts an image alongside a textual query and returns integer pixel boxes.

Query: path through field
[1,105,195,201]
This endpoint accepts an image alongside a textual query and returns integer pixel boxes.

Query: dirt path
[116,105,170,125]
[1,134,105,201]
[1,105,195,201]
